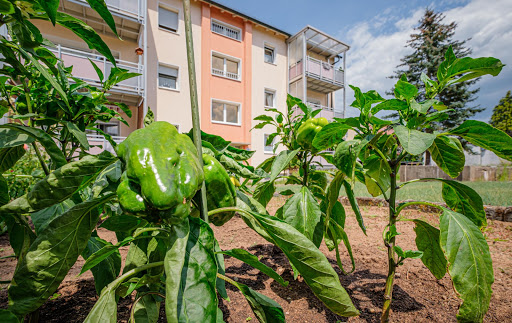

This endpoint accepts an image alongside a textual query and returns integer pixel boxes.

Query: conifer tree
[490,91,512,137]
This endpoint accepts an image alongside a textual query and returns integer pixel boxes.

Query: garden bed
[1,197,511,322]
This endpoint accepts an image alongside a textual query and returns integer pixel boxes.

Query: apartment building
[31,0,349,166]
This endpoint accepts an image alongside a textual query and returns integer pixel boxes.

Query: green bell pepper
[116,121,204,224]
[296,117,329,150]
[193,154,237,226]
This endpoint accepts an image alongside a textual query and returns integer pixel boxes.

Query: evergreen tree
[389,9,483,163]
[490,91,512,136]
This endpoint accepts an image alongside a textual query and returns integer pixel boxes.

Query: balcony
[59,0,143,41]
[212,68,240,81]
[289,57,344,93]
[87,134,126,154]
[50,45,143,104]
[306,102,335,121]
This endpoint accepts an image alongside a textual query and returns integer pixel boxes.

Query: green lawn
[339,181,512,206]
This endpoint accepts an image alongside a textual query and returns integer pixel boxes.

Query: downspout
[142,0,148,125]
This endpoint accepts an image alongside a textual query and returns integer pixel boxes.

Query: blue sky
[215,0,512,121]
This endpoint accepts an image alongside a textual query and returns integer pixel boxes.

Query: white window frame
[264,89,276,108]
[158,4,179,34]
[264,43,276,65]
[211,51,241,81]
[264,133,277,154]
[158,63,179,91]
[211,99,242,126]
[211,19,242,41]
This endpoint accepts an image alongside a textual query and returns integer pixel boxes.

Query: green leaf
[83,272,122,323]
[411,99,439,114]
[165,217,218,322]
[31,199,75,235]
[37,0,59,24]
[439,208,493,322]
[220,155,262,180]
[24,154,117,212]
[253,181,275,208]
[88,58,104,82]
[133,293,160,323]
[363,154,391,197]
[270,149,300,181]
[226,279,285,323]
[225,145,255,161]
[86,0,119,37]
[218,249,288,286]
[15,46,69,107]
[79,236,132,276]
[105,68,140,90]
[65,121,90,149]
[439,180,486,228]
[236,190,269,215]
[429,136,465,178]
[82,236,122,295]
[449,120,512,161]
[281,187,323,247]
[0,145,26,173]
[0,124,67,168]
[0,0,14,15]
[342,180,365,234]
[189,130,231,153]
[323,171,344,228]
[164,219,189,322]
[413,220,446,280]
[333,139,367,181]
[0,128,35,148]
[8,194,115,316]
[325,215,355,274]
[144,107,154,126]
[394,125,436,155]
[100,215,147,232]
[214,240,229,300]
[239,211,359,317]
[371,99,409,113]
[254,115,274,122]
[53,12,116,65]
[0,309,19,323]
[393,245,423,260]
[0,176,8,206]
[312,122,350,151]
[394,80,418,101]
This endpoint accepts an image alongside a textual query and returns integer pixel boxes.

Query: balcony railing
[50,45,144,96]
[87,134,126,154]
[211,68,240,81]
[70,0,144,22]
[289,56,344,87]
[306,102,335,121]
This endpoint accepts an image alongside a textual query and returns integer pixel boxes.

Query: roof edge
[200,0,291,37]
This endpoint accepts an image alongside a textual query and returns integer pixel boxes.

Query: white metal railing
[211,20,241,41]
[304,56,344,86]
[306,102,334,112]
[50,44,144,95]
[87,134,126,154]
[71,0,144,22]
[211,67,240,81]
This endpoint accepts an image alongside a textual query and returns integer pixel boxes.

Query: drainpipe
[142,0,148,125]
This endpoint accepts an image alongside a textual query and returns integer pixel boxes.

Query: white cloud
[336,0,512,120]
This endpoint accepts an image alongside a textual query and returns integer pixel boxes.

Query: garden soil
[1,196,511,322]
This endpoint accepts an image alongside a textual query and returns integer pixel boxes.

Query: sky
[215,0,512,121]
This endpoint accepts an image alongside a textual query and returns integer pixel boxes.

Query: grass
[339,181,512,206]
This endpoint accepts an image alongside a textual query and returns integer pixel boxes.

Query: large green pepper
[116,121,204,224]
[296,117,329,150]
[193,154,236,226]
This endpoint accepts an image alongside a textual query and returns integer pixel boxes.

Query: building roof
[200,0,291,37]
[290,25,350,57]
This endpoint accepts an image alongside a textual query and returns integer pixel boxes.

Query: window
[211,100,240,125]
[264,90,275,108]
[264,134,277,153]
[211,54,240,80]
[87,121,120,136]
[264,45,275,64]
[158,64,178,90]
[211,19,241,41]
[159,6,179,32]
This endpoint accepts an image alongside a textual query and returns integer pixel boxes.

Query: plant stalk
[381,162,398,323]
[182,0,208,223]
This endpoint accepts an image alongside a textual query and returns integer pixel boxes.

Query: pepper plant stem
[381,161,398,323]
[182,0,208,222]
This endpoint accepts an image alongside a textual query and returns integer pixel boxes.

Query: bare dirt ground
[1,196,511,322]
